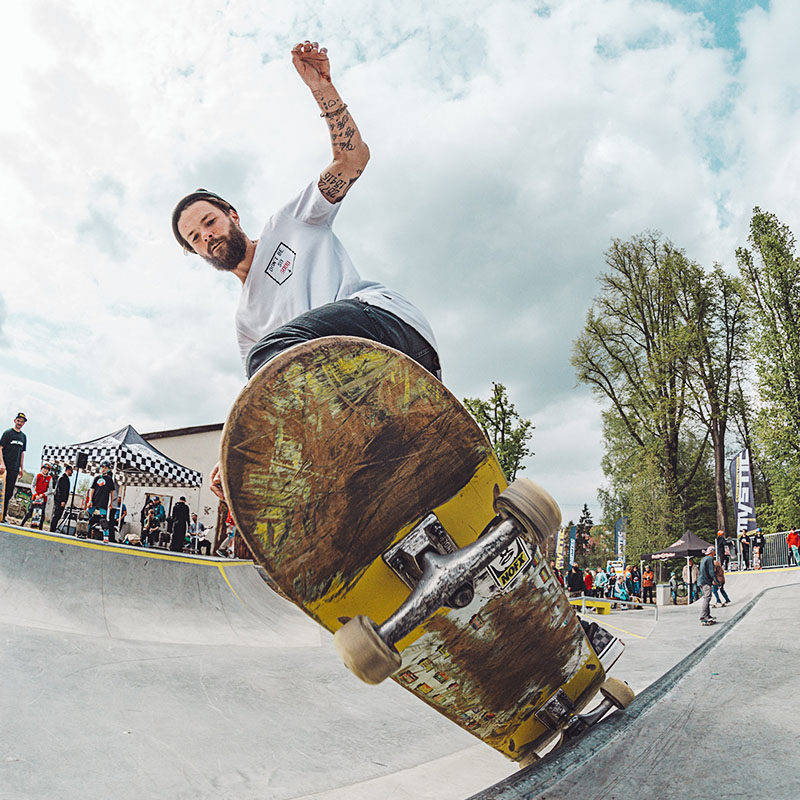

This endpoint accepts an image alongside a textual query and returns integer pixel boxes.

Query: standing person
[669,571,679,605]
[0,412,28,518]
[87,462,116,541]
[751,528,765,570]
[739,530,751,570]
[787,529,800,567]
[711,559,731,607]
[642,565,656,604]
[171,41,440,504]
[150,497,167,546]
[170,496,191,552]
[715,530,726,563]
[583,569,594,597]
[20,463,52,529]
[50,465,73,532]
[698,546,717,626]
[594,566,608,598]
[566,564,584,597]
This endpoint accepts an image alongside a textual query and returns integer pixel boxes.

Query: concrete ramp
[0,525,513,800]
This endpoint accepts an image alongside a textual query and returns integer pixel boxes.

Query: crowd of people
[0,412,232,556]
[550,561,657,606]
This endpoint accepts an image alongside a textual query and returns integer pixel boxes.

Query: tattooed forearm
[319,168,363,203]
[311,85,369,202]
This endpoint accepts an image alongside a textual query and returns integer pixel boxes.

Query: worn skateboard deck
[221,336,606,760]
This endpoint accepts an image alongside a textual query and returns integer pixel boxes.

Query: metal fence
[729,530,800,570]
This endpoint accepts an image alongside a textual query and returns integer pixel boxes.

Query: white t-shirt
[235,181,437,369]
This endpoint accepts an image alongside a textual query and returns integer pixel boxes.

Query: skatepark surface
[2,523,798,799]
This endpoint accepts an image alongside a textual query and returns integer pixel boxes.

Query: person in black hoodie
[566,563,585,597]
[49,465,73,532]
[170,496,191,552]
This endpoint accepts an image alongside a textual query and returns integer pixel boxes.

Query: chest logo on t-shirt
[266,243,296,285]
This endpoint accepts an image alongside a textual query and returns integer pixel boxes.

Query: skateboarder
[171,41,440,502]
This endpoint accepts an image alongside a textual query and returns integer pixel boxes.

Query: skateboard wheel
[495,479,561,548]
[599,677,635,709]
[333,615,402,685]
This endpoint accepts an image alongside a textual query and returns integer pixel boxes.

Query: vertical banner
[568,524,577,566]
[729,449,758,533]
[554,527,567,570]
[614,517,627,557]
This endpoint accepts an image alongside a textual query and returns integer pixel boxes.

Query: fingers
[209,462,226,502]
[292,40,328,56]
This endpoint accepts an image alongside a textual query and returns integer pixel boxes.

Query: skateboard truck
[383,514,474,609]
[334,479,559,684]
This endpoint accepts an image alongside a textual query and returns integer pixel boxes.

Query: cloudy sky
[2,0,797,524]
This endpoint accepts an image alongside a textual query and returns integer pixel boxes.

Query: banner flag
[614,517,627,556]
[554,526,567,570]
[568,524,577,566]
[729,448,758,534]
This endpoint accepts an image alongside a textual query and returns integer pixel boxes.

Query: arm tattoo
[319,168,363,203]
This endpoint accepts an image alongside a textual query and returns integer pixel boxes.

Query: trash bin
[656,583,671,606]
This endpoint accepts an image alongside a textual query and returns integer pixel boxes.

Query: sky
[2,0,798,525]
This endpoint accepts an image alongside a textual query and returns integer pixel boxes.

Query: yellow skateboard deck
[221,336,609,761]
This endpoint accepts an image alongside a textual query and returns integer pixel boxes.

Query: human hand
[291,40,331,90]
[209,462,226,502]
[0,464,5,476]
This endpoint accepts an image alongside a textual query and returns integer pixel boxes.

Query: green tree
[463,382,534,481]
[572,233,705,498]
[674,264,747,534]
[737,208,800,527]
[575,504,593,557]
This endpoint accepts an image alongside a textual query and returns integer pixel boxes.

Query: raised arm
[292,41,370,203]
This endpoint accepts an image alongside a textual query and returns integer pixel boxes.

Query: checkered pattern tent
[42,425,202,488]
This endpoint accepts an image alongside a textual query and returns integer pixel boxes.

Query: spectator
[630,566,641,601]
[109,496,128,541]
[583,569,594,597]
[669,571,679,605]
[566,564,584,597]
[624,568,636,603]
[170,496,191,552]
[594,566,608,598]
[787,529,800,567]
[642,565,655,604]
[711,559,731,608]
[739,530,751,570]
[87,462,116,542]
[150,497,166,546]
[612,574,629,607]
[751,528,765,570]
[0,412,27,519]
[698,546,717,626]
[21,463,53,529]
[142,509,161,548]
[50,465,73,532]
[190,513,211,555]
[714,530,726,563]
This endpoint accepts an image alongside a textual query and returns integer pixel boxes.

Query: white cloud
[2,0,798,519]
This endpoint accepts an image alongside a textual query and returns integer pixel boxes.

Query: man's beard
[202,225,248,271]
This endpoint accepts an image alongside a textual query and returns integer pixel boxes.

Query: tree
[737,208,800,526]
[674,264,747,534]
[572,233,706,499]
[575,504,593,557]
[463,382,534,481]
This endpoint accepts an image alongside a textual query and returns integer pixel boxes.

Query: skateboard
[221,336,632,763]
